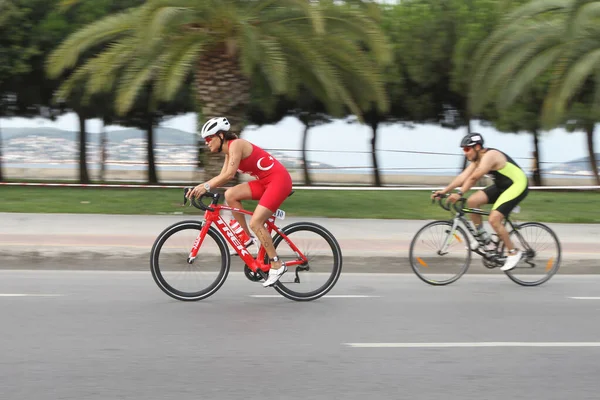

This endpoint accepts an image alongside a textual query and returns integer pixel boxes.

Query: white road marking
[569,297,600,300]
[0,294,64,297]
[345,342,600,348]
[250,295,380,298]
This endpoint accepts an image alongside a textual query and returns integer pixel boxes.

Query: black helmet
[460,133,484,148]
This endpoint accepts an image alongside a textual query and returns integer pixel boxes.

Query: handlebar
[183,187,221,212]
[431,192,467,214]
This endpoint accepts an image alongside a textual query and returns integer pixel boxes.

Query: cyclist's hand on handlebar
[447,193,461,204]
[431,190,445,200]
[186,184,206,200]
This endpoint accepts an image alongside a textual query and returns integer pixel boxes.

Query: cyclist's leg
[249,175,292,268]
[490,186,529,251]
[467,188,492,228]
[490,186,529,271]
[248,174,293,286]
[224,182,261,239]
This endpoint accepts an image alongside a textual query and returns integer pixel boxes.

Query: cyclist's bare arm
[458,151,502,193]
[206,140,244,189]
[436,162,477,196]
[219,154,229,176]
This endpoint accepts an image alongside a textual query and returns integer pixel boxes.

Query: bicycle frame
[439,198,529,260]
[188,203,308,273]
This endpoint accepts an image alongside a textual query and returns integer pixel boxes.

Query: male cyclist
[187,117,293,287]
[432,133,529,271]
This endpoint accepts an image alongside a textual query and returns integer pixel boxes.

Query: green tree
[490,82,548,186]
[47,0,390,181]
[40,0,145,183]
[0,0,62,182]
[470,0,600,184]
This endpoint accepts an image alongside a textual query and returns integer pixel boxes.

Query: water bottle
[229,218,251,245]
[477,226,492,245]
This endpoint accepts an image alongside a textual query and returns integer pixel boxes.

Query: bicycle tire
[504,222,561,286]
[409,220,471,285]
[269,222,342,301]
[150,220,230,301]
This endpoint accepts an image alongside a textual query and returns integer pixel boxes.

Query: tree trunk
[301,122,312,186]
[585,123,599,186]
[195,49,250,185]
[370,121,381,187]
[0,120,4,182]
[531,130,543,186]
[77,112,90,184]
[99,120,107,182]
[146,117,158,184]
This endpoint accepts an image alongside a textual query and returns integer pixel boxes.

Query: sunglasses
[204,135,215,144]
[462,146,474,152]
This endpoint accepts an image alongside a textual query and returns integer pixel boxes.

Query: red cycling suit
[233,139,292,212]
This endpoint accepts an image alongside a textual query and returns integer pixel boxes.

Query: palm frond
[55,66,90,102]
[320,9,391,66]
[571,1,600,34]
[46,8,141,78]
[155,36,205,101]
[471,20,564,112]
[554,48,600,115]
[497,47,562,109]
[86,39,138,95]
[256,37,288,93]
[115,58,157,114]
[320,35,388,112]
[500,0,572,23]
[146,6,191,39]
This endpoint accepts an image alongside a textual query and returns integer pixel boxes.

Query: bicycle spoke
[505,222,561,286]
[271,222,342,301]
[409,221,471,285]
[150,222,230,301]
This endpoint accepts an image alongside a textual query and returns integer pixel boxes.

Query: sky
[1,112,598,172]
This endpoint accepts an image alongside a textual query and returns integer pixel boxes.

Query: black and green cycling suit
[482,148,529,217]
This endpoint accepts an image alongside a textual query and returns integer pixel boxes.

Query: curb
[1,253,597,274]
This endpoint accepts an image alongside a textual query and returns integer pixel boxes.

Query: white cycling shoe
[501,249,523,271]
[262,264,288,287]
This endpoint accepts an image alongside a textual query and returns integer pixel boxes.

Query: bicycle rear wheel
[150,221,230,301]
[270,222,342,301]
[504,222,561,286]
[409,221,471,285]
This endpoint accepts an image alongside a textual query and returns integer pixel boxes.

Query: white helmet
[201,117,230,138]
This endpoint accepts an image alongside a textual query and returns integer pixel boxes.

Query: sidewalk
[1,213,598,273]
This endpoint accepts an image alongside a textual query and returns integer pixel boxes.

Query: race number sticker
[274,209,286,220]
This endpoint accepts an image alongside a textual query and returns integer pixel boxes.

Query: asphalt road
[1,271,600,400]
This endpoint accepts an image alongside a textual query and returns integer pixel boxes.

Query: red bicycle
[150,189,343,301]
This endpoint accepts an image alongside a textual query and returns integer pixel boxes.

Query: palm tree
[470,0,600,184]
[47,0,390,181]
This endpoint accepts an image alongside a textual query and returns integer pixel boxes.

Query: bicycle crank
[243,265,265,282]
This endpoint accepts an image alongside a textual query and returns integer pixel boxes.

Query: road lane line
[0,294,64,297]
[344,342,600,348]
[569,297,600,300]
[250,295,380,298]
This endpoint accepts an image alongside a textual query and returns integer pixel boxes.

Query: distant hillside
[548,154,600,173]
[1,127,195,145]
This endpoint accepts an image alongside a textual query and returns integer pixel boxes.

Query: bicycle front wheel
[150,221,230,301]
[270,222,342,301]
[409,221,471,285]
[504,222,561,286]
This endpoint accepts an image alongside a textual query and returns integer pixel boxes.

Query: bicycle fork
[188,222,211,264]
